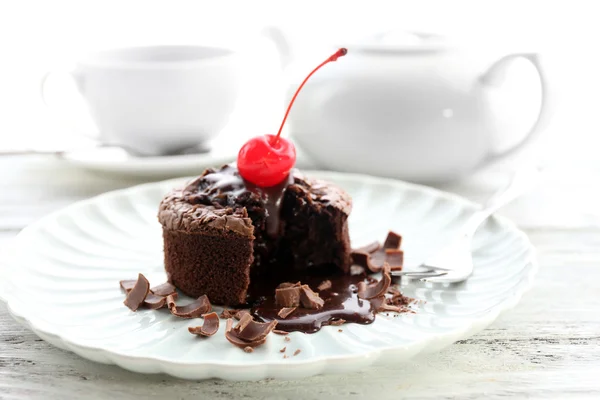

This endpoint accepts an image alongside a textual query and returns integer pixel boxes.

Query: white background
[0,0,598,166]
[0,3,599,394]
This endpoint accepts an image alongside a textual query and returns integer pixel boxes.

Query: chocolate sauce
[187,164,293,238]
[249,271,379,334]
[244,174,294,238]
[197,165,247,198]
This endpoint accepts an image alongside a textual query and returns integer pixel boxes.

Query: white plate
[0,171,537,381]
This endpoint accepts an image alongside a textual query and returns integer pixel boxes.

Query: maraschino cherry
[237,48,348,187]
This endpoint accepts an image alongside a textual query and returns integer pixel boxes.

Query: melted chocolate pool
[248,270,379,334]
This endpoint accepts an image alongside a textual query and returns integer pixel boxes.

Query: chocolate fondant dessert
[121,49,414,348]
[158,164,352,305]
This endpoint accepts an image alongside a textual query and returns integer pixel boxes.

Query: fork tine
[419,264,452,272]
[390,271,448,278]
[390,270,430,276]
[390,265,447,276]
[409,272,449,278]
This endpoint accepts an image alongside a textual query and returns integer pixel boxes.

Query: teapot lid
[345,30,450,54]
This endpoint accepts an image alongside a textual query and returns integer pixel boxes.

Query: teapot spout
[260,26,293,69]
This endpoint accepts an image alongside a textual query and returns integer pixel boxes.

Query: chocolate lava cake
[157,164,352,306]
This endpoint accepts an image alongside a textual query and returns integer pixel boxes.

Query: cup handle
[40,70,61,108]
[40,70,98,139]
[478,53,553,164]
[259,26,293,70]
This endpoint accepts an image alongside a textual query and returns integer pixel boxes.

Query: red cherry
[237,134,296,187]
[237,48,348,187]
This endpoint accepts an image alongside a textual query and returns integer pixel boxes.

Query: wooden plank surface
[0,155,599,399]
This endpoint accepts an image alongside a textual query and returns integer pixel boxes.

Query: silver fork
[391,166,540,283]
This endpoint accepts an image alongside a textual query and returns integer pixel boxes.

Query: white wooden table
[1,129,599,399]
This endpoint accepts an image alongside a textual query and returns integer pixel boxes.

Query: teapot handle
[478,53,552,164]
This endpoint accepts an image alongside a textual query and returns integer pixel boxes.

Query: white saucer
[59,143,319,179]
[0,171,537,380]
[59,146,237,179]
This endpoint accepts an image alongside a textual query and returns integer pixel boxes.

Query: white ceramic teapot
[285,31,551,182]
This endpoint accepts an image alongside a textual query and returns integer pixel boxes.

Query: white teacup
[41,45,242,156]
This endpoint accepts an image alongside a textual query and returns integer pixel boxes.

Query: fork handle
[463,166,540,235]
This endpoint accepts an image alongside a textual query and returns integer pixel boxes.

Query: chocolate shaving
[348,232,403,275]
[387,286,401,296]
[225,316,277,350]
[234,310,251,320]
[370,287,412,313]
[143,293,169,309]
[234,313,278,342]
[150,282,177,297]
[356,246,403,273]
[123,274,150,311]
[225,319,263,349]
[220,309,238,319]
[277,307,297,319]
[389,292,412,307]
[299,285,324,309]
[351,250,381,273]
[168,295,212,318]
[275,285,301,307]
[284,336,291,342]
[233,313,254,334]
[358,264,392,300]
[274,330,289,335]
[188,312,219,337]
[277,281,301,289]
[166,294,177,309]
[371,295,401,313]
[350,251,378,272]
[329,319,346,326]
[220,308,248,319]
[317,280,332,291]
[119,280,136,293]
[280,346,287,353]
[354,241,381,254]
[243,346,254,353]
[383,231,402,249]
[293,349,301,356]
[220,308,249,320]
[369,295,386,311]
[385,249,404,270]
[378,303,403,313]
[369,250,386,271]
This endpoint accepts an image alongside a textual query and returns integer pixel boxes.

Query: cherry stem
[274,48,348,141]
